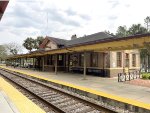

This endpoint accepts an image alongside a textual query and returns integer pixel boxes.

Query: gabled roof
[66,32,114,46]
[39,36,68,49]
[40,32,114,49]
[47,36,68,46]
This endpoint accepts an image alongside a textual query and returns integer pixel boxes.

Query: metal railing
[118,70,141,82]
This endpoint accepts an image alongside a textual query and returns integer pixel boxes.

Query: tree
[34,36,44,49]
[143,42,150,72]
[128,24,148,35]
[140,49,149,72]
[115,18,150,72]
[0,45,7,62]
[127,24,149,72]
[144,17,150,72]
[127,23,149,72]
[5,42,22,55]
[104,30,114,36]
[144,16,150,31]
[144,42,150,54]
[23,37,34,52]
[116,25,128,37]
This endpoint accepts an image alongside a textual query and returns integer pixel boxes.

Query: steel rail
[0,68,117,113]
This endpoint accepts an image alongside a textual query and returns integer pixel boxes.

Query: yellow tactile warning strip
[1,66,150,110]
[0,77,46,113]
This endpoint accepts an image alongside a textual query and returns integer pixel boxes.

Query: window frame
[125,53,129,67]
[116,52,122,67]
[132,54,136,67]
[90,52,98,67]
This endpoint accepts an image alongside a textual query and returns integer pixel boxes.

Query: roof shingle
[66,32,114,46]
[47,36,68,45]
[45,32,114,48]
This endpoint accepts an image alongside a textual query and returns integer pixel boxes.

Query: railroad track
[0,68,117,113]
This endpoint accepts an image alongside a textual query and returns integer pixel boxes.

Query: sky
[0,0,150,49]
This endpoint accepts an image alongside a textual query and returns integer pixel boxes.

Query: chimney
[71,34,77,40]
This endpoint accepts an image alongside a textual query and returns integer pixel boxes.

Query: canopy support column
[122,51,125,73]
[33,58,35,70]
[19,58,21,67]
[55,54,58,75]
[23,58,24,68]
[83,51,87,80]
[42,56,45,71]
[26,57,27,68]
[66,53,69,72]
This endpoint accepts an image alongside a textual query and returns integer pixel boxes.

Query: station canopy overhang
[0,1,9,21]
[8,33,150,59]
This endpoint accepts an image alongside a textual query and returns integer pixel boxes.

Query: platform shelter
[6,32,150,77]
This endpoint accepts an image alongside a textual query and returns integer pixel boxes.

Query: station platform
[0,76,45,113]
[0,89,19,113]
[0,65,150,111]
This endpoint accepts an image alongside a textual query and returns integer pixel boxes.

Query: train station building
[7,31,145,77]
[1,1,150,112]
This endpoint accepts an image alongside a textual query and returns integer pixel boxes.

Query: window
[132,54,136,67]
[47,55,52,65]
[117,52,122,67]
[51,55,55,65]
[58,54,64,66]
[79,53,84,66]
[72,54,78,66]
[91,52,98,67]
[125,53,129,67]
[104,52,110,68]
[58,55,62,61]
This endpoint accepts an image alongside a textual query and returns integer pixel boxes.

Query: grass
[142,72,150,79]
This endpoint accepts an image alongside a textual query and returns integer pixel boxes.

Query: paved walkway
[3,66,150,105]
[0,89,19,113]
[126,79,150,88]
[0,76,45,113]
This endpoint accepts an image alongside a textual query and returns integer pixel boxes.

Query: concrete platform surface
[0,76,46,113]
[1,66,150,109]
[0,90,19,113]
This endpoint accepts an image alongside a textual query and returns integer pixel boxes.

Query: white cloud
[0,0,150,51]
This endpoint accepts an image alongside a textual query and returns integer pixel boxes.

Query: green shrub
[142,73,150,80]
